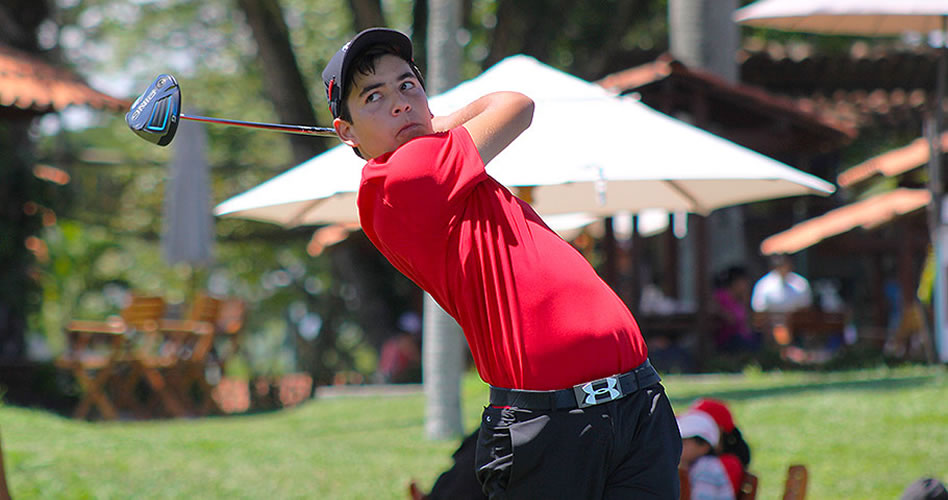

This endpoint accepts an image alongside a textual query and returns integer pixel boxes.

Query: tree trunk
[347,0,386,32]
[423,0,465,441]
[668,0,738,83]
[485,0,568,69]
[0,120,36,362]
[411,0,428,71]
[235,0,326,165]
[238,0,411,377]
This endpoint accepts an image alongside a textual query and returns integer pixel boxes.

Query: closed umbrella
[163,115,214,275]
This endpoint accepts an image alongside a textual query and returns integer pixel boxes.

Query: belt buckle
[573,375,621,408]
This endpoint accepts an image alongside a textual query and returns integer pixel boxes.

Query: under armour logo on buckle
[576,376,621,407]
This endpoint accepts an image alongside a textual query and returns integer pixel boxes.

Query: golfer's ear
[334,118,359,148]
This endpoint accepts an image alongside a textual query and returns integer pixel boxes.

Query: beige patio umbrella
[735,0,948,362]
[734,1,948,34]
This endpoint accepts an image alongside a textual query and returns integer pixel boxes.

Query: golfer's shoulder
[400,128,473,157]
[387,129,478,174]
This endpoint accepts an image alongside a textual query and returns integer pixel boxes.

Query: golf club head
[126,74,181,146]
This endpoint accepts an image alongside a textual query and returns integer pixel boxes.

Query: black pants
[428,430,487,500]
[474,383,682,500]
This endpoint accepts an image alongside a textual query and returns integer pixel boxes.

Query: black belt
[488,359,660,411]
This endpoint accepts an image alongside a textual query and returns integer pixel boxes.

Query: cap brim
[677,411,720,447]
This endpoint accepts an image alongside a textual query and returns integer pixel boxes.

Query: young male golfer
[323,28,682,499]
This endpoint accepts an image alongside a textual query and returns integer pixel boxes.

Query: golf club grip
[180,113,337,137]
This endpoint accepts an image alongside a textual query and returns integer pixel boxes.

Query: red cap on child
[691,398,736,433]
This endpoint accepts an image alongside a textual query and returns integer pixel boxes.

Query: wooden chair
[56,294,168,420]
[679,467,691,500]
[738,472,758,500]
[679,467,755,500]
[198,298,248,414]
[107,295,201,418]
[159,318,216,415]
[160,293,243,416]
[120,295,166,332]
[185,293,222,324]
[787,309,845,346]
[783,464,808,500]
[120,321,194,418]
[1,429,13,500]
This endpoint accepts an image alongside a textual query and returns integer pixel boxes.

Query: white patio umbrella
[734,0,948,361]
[215,55,834,226]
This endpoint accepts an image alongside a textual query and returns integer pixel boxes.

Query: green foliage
[0,120,66,359]
[29,0,400,379]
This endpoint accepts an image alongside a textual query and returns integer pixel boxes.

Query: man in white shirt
[751,254,812,313]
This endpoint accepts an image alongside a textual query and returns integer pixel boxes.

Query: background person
[690,398,750,468]
[689,398,750,496]
[751,254,812,314]
[323,28,681,499]
[751,254,812,351]
[711,266,758,353]
[677,410,735,500]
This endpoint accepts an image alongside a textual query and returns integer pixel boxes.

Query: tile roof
[793,88,931,130]
[760,188,930,255]
[837,132,948,187]
[0,43,129,114]
[738,42,939,94]
[597,53,856,142]
[736,42,940,130]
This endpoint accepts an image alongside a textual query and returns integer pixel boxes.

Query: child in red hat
[677,410,736,500]
[690,398,752,496]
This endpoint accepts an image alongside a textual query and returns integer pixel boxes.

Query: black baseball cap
[322,28,416,119]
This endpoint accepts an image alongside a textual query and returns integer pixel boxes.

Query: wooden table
[56,318,196,420]
[55,319,129,420]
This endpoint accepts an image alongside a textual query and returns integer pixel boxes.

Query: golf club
[126,74,336,146]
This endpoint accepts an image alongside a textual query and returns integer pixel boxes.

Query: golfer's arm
[432,92,534,164]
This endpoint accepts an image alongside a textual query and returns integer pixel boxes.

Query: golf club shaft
[181,113,337,137]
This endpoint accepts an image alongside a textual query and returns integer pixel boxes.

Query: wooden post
[603,217,618,289]
[694,215,711,369]
[663,213,679,299]
[629,215,642,313]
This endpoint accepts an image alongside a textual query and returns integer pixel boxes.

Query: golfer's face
[341,54,433,159]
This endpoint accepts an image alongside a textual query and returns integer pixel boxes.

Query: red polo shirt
[358,127,647,390]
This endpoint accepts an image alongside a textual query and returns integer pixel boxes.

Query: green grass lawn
[2,364,946,499]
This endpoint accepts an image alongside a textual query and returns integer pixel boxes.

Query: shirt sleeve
[750,277,767,312]
[373,127,487,225]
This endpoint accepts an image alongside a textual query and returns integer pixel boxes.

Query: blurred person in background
[751,254,812,314]
[711,266,759,353]
[677,410,735,500]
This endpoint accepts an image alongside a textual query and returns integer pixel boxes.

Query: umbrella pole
[930,16,948,363]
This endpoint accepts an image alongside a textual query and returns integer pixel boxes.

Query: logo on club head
[129,86,158,122]
[156,78,165,89]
